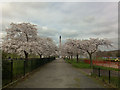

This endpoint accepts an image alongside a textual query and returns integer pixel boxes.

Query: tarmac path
[13,58,104,88]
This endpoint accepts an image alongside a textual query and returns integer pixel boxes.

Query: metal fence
[2,57,55,87]
[92,66,119,87]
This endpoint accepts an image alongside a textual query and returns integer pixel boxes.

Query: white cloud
[1,2,118,50]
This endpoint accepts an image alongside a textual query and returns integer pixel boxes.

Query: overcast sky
[1,2,118,50]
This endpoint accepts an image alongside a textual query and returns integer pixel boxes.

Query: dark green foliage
[2,57,55,87]
[2,60,11,86]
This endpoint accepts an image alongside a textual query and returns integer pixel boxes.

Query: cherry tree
[32,37,58,58]
[33,37,45,58]
[62,39,83,62]
[2,22,38,59]
[42,37,58,57]
[62,39,74,59]
[78,38,112,67]
[61,42,72,59]
[62,38,112,65]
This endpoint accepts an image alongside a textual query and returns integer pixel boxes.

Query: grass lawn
[91,74,119,88]
[65,58,119,88]
[13,60,24,80]
[3,59,35,86]
[65,58,91,69]
[94,65,119,71]
[2,57,55,86]
[65,58,119,71]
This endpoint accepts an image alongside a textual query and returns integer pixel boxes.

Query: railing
[92,66,119,87]
[2,57,55,87]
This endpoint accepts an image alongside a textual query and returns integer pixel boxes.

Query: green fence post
[98,68,100,77]
[109,70,110,83]
[118,65,120,88]
[31,59,32,71]
[11,59,13,82]
[24,60,26,76]
[92,66,94,75]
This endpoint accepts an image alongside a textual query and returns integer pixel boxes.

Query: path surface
[13,58,104,88]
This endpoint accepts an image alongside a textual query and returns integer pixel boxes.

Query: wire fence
[2,57,55,87]
[92,66,119,87]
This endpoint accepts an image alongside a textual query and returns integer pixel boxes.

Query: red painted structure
[84,59,119,68]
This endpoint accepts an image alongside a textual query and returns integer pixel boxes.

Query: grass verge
[65,58,91,69]
[91,74,118,88]
[65,58,119,88]
[65,58,119,71]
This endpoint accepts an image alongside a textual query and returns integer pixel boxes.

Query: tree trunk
[69,56,70,60]
[71,55,73,60]
[76,54,79,63]
[24,51,28,67]
[47,56,50,58]
[24,51,28,59]
[67,56,69,60]
[39,54,42,59]
[89,54,93,68]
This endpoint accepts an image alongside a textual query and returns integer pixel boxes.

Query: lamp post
[59,36,62,58]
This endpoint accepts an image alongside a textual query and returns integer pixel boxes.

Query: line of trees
[61,38,113,67]
[2,22,58,59]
